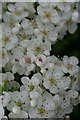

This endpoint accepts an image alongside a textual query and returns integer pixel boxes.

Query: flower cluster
[0,2,80,119]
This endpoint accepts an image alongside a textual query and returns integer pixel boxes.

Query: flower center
[66,20,71,25]
[3,36,10,43]
[40,84,45,90]
[24,48,27,53]
[31,20,37,28]
[54,59,60,66]
[38,57,43,62]
[29,85,34,91]
[45,12,51,19]
[2,51,5,58]
[25,57,31,64]
[43,30,48,36]
[54,6,60,11]
[22,34,28,40]
[57,105,62,111]
[14,8,21,16]
[49,77,56,85]
[38,108,45,115]
[67,64,73,70]
[16,101,23,107]
[10,21,15,27]
[35,46,42,53]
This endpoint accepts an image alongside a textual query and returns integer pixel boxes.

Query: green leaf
[0,84,2,95]
[2,82,8,92]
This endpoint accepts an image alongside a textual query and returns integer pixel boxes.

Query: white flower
[12,105,20,114]
[0,106,4,119]
[43,70,64,94]
[1,2,80,119]
[3,12,18,27]
[37,5,61,24]
[44,50,50,56]
[2,49,9,67]
[9,110,28,118]
[0,72,14,87]
[40,67,46,74]
[21,18,31,29]
[36,54,47,67]
[0,92,11,107]
[30,99,37,107]
[19,51,35,75]
[48,30,58,42]
[50,10,61,24]
[21,73,42,92]
[0,93,8,119]
[31,73,41,86]
[4,62,14,73]
[37,5,52,23]
[7,91,30,113]
[43,55,62,72]
[61,56,79,75]
[66,20,78,34]
[72,11,78,22]
[21,18,34,35]
[63,90,79,106]
[11,47,23,60]
[12,62,24,75]
[29,91,55,118]
[36,17,58,43]
[8,3,29,20]
[12,24,21,34]
[20,51,35,66]
[30,89,41,99]
[57,77,71,90]
[24,38,51,56]
[2,23,18,50]
[53,95,73,118]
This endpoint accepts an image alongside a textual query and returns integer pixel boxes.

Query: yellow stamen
[29,85,34,91]
[3,36,10,43]
[45,12,51,19]
[35,46,42,53]
[16,101,23,107]
[38,108,45,115]
[49,77,56,85]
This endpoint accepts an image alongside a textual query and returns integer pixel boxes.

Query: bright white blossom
[1,2,80,119]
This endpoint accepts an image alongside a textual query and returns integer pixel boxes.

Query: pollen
[29,85,34,91]
[45,12,51,19]
[43,30,48,36]
[35,46,42,53]
[24,47,27,53]
[67,64,73,70]
[22,34,28,40]
[16,101,23,107]
[66,20,71,25]
[31,20,37,28]
[25,57,31,64]
[2,51,5,58]
[3,36,10,43]
[49,77,56,85]
[38,108,45,115]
